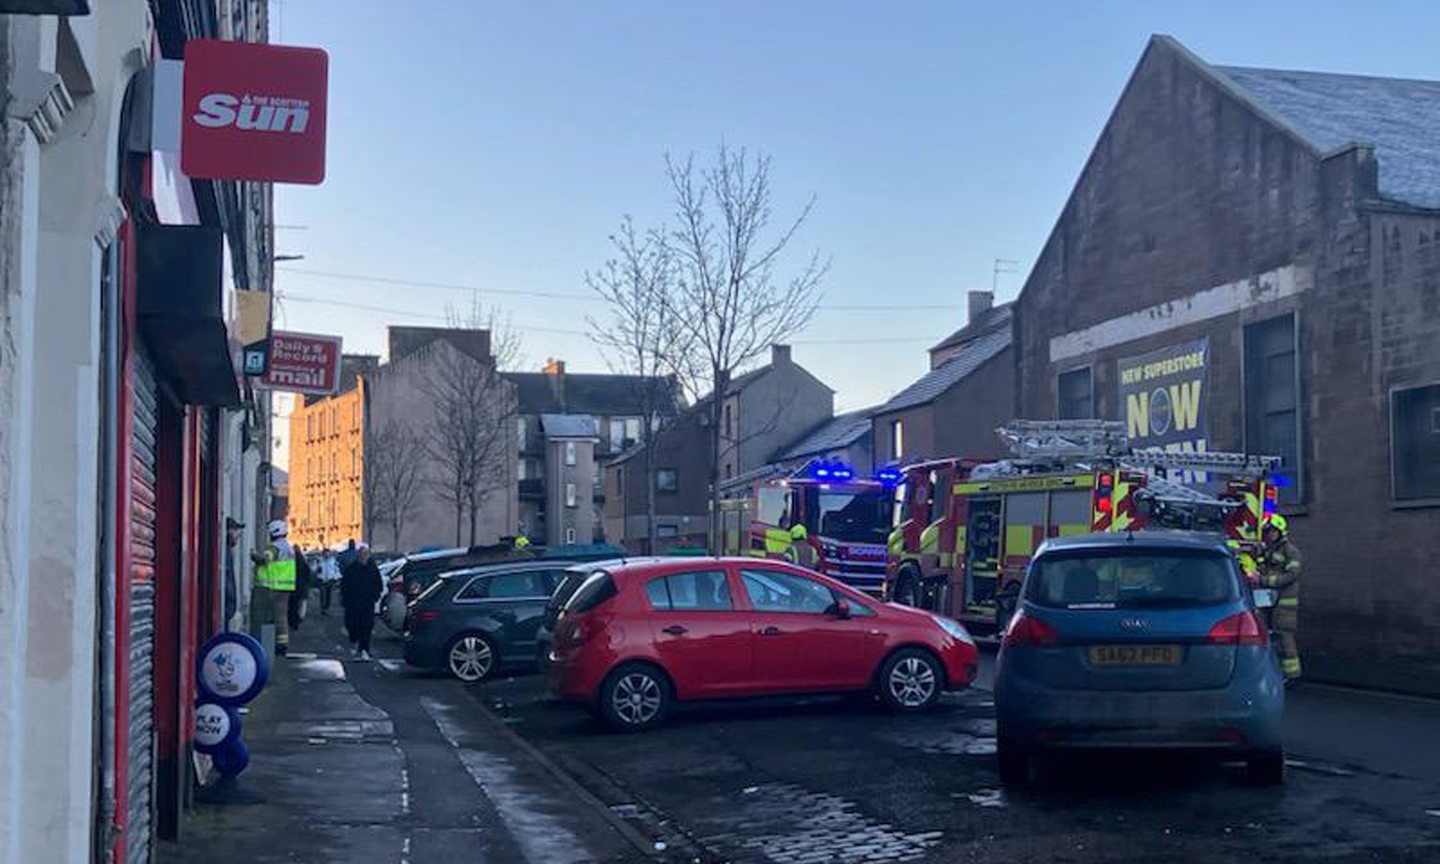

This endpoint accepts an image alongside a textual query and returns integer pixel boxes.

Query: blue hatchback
[994,532,1285,786]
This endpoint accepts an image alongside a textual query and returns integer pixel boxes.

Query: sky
[270,0,1440,412]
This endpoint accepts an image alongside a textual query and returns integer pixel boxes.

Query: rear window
[1028,548,1237,610]
[550,571,590,610]
[564,571,617,614]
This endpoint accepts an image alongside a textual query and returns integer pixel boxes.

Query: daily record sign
[258,331,343,395]
[1118,337,1209,452]
[181,39,328,184]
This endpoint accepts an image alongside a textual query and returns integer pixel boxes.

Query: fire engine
[718,459,898,595]
[885,420,1282,633]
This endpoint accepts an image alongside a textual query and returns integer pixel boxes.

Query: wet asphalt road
[427,643,1440,864]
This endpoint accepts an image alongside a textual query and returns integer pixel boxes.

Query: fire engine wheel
[892,568,922,608]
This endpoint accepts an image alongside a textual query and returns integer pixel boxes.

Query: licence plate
[1089,644,1182,666]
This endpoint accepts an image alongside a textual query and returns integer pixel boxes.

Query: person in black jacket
[288,548,315,632]
[341,544,383,661]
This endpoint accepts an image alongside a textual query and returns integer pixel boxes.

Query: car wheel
[1246,749,1285,786]
[877,648,943,713]
[892,568,921,608]
[598,663,671,732]
[446,633,498,682]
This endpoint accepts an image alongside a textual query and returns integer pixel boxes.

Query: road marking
[420,696,595,864]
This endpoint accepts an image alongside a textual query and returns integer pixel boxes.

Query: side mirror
[829,598,852,620]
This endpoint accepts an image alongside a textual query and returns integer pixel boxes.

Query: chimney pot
[967,290,994,323]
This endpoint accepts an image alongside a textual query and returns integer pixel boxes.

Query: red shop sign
[257,331,343,395]
[181,39,329,184]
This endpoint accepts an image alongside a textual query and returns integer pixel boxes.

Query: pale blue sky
[271,1,1440,411]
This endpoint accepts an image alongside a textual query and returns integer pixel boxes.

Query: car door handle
[662,625,688,636]
[759,626,781,636]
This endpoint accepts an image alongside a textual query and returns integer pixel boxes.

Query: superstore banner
[1117,337,1209,452]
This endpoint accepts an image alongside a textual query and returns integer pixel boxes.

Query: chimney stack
[967,290,994,324]
[771,344,792,366]
[544,358,566,409]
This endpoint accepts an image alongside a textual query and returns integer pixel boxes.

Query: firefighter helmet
[1265,513,1288,535]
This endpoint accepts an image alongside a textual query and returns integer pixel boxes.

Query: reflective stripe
[763,528,792,555]
[263,558,297,591]
[937,552,953,569]
[1277,596,1299,607]
[919,523,940,556]
[887,527,905,557]
[1281,657,1302,677]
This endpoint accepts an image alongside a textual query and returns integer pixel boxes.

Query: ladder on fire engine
[997,420,1281,479]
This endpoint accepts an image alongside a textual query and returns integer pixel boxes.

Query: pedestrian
[337,537,358,570]
[223,516,244,628]
[288,545,316,632]
[341,543,383,661]
[253,520,297,657]
[786,523,818,569]
[1259,513,1302,682]
[319,549,342,614]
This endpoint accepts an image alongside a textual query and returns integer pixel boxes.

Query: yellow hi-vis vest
[256,555,297,591]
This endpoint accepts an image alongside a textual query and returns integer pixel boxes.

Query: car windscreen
[815,490,892,544]
[563,571,617,615]
[1027,548,1238,610]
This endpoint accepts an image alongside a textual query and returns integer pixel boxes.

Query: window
[646,570,733,610]
[564,572,617,614]
[757,485,788,526]
[564,441,577,466]
[609,419,624,451]
[352,401,358,427]
[657,524,679,538]
[1028,549,1237,609]
[565,527,576,544]
[657,468,678,492]
[741,569,838,614]
[890,419,904,460]
[517,459,528,480]
[459,571,551,601]
[1244,314,1300,502]
[351,447,358,476]
[517,417,528,449]
[724,403,734,438]
[565,483,577,508]
[1392,383,1440,501]
[306,415,314,440]
[624,417,641,444]
[1057,367,1093,420]
[592,462,600,485]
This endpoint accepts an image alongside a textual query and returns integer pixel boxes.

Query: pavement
[156,612,647,864]
[162,616,1440,864]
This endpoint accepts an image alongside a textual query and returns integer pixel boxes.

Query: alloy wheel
[611,671,663,726]
[888,656,937,707]
[448,636,493,682]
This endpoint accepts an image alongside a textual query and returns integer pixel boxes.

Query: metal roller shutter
[127,349,159,864]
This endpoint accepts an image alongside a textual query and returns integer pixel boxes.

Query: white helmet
[267,520,288,540]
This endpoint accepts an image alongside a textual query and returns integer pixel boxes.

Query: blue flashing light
[809,459,854,482]
[874,464,904,486]
[1269,472,1293,489]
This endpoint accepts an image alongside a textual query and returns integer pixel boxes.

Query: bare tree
[364,423,424,550]
[665,144,826,548]
[586,217,689,552]
[421,300,521,546]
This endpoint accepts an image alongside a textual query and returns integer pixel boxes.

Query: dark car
[403,560,581,681]
[993,531,1285,786]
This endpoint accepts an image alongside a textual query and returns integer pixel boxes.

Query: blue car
[994,531,1285,786]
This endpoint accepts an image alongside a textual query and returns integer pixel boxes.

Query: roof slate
[1215,64,1440,209]
[503,371,676,417]
[775,409,875,461]
[878,326,1011,414]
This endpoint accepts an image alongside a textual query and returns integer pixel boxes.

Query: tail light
[1094,472,1115,514]
[1208,611,1268,646]
[411,609,440,624]
[1003,610,1060,647]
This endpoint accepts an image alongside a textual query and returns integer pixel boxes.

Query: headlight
[932,614,975,646]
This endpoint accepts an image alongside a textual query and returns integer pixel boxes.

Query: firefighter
[1259,514,1302,681]
[253,520,298,657]
[786,523,818,570]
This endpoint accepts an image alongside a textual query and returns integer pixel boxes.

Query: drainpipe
[97,235,120,854]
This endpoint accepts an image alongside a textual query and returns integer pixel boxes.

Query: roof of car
[438,557,600,580]
[1037,531,1232,554]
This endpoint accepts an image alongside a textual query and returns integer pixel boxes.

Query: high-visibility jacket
[256,539,297,591]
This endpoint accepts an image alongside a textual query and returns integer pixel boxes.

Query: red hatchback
[548,557,979,731]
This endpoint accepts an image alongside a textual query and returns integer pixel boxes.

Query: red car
[548,557,979,731]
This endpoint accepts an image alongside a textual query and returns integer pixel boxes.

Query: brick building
[1011,36,1440,682]
[286,356,377,549]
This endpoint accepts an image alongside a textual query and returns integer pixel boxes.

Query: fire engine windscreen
[1028,550,1238,610]
[812,490,893,544]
